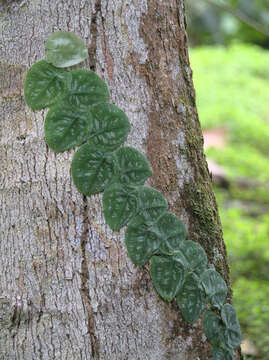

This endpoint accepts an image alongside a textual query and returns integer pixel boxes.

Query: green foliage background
[190,44,269,359]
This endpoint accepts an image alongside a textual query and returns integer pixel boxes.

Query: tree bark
[0,0,238,359]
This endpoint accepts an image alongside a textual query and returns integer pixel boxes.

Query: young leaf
[125,215,160,266]
[45,31,88,68]
[157,212,187,254]
[201,269,228,309]
[71,144,115,196]
[115,147,152,186]
[88,103,131,151]
[103,182,138,231]
[221,304,242,349]
[136,186,168,223]
[203,310,225,346]
[173,240,208,275]
[66,69,110,107]
[176,273,206,323]
[150,256,184,301]
[211,346,235,360]
[24,60,70,110]
[44,103,92,152]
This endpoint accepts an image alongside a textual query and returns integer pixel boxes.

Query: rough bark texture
[0,0,240,359]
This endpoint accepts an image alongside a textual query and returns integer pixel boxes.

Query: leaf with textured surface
[66,70,110,107]
[203,310,224,346]
[103,183,137,230]
[173,241,208,275]
[176,273,206,323]
[45,31,88,68]
[125,215,160,266]
[201,269,227,309]
[150,256,184,301]
[45,103,92,152]
[115,147,152,186]
[211,346,235,360]
[221,304,242,349]
[136,186,168,223]
[24,60,70,110]
[71,144,115,195]
[157,212,187,254]
[88,103,130,151]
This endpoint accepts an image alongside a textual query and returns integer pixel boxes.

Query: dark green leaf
[136,186,168,223]
[173,241,208,275]
[66,69,110,107]
[176,273,206,323]
[71,144,115,195]
[125,211,185,266]
[45,31,88,68]
[44,103,92,152]
[221,304,242,349]
[157,212,187,254]
[88,103,130,151]
[103,183,137,231]
[201,269,227,309]
[203,310,224,346]
[211,346,235,360]
[115,147,152,186]
[125,215,160,266]
[150,256,184,301]
[24,60,70,110]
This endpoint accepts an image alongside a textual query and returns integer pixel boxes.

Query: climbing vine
[24,31,241,359]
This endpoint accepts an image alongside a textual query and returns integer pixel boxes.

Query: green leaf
[201,269,227,309]
[125,211,185,266]
[203,310,224,346]
[150,256,185,301]
[24,60,70,110]
[115,147,152,186]
[103,183,137,231]
[157,212,187,254]
[136,186,168,223]
[88,103,130,151]
[173,241,208,275]
[66,69,110,107]
[44,103,92,152]
[211,346,235,360]
[45,31,88,68]
[176,273,206,323]
[71,144,115,195]
[125,215,160,266]
[221,304,242,349]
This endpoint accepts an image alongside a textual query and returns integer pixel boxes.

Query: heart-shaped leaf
[157,212,187,254]
[125,215,160,266]
[71,144,115,195]
[103,182,138,231]
[221,304,242,349]
[125,211,185,266]
[115,147,152,186]
[173,241,208,275]
[44,103,92,152]
[45,31,88,68]
[88,103,130,151]
[176,273,206,323]
[201,269,227,309]
[203,310,224,346]
[211,346,235,360]
[24,60,70,110]
[66,69,110,107]
[150,256,184,301]
[136,186,168,223]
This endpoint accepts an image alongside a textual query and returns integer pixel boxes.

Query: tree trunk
[0,0,238,359]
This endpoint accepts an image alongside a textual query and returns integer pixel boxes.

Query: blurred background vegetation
[185,1,269,359]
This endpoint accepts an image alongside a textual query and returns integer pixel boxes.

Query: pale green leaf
[45,31,88,68]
